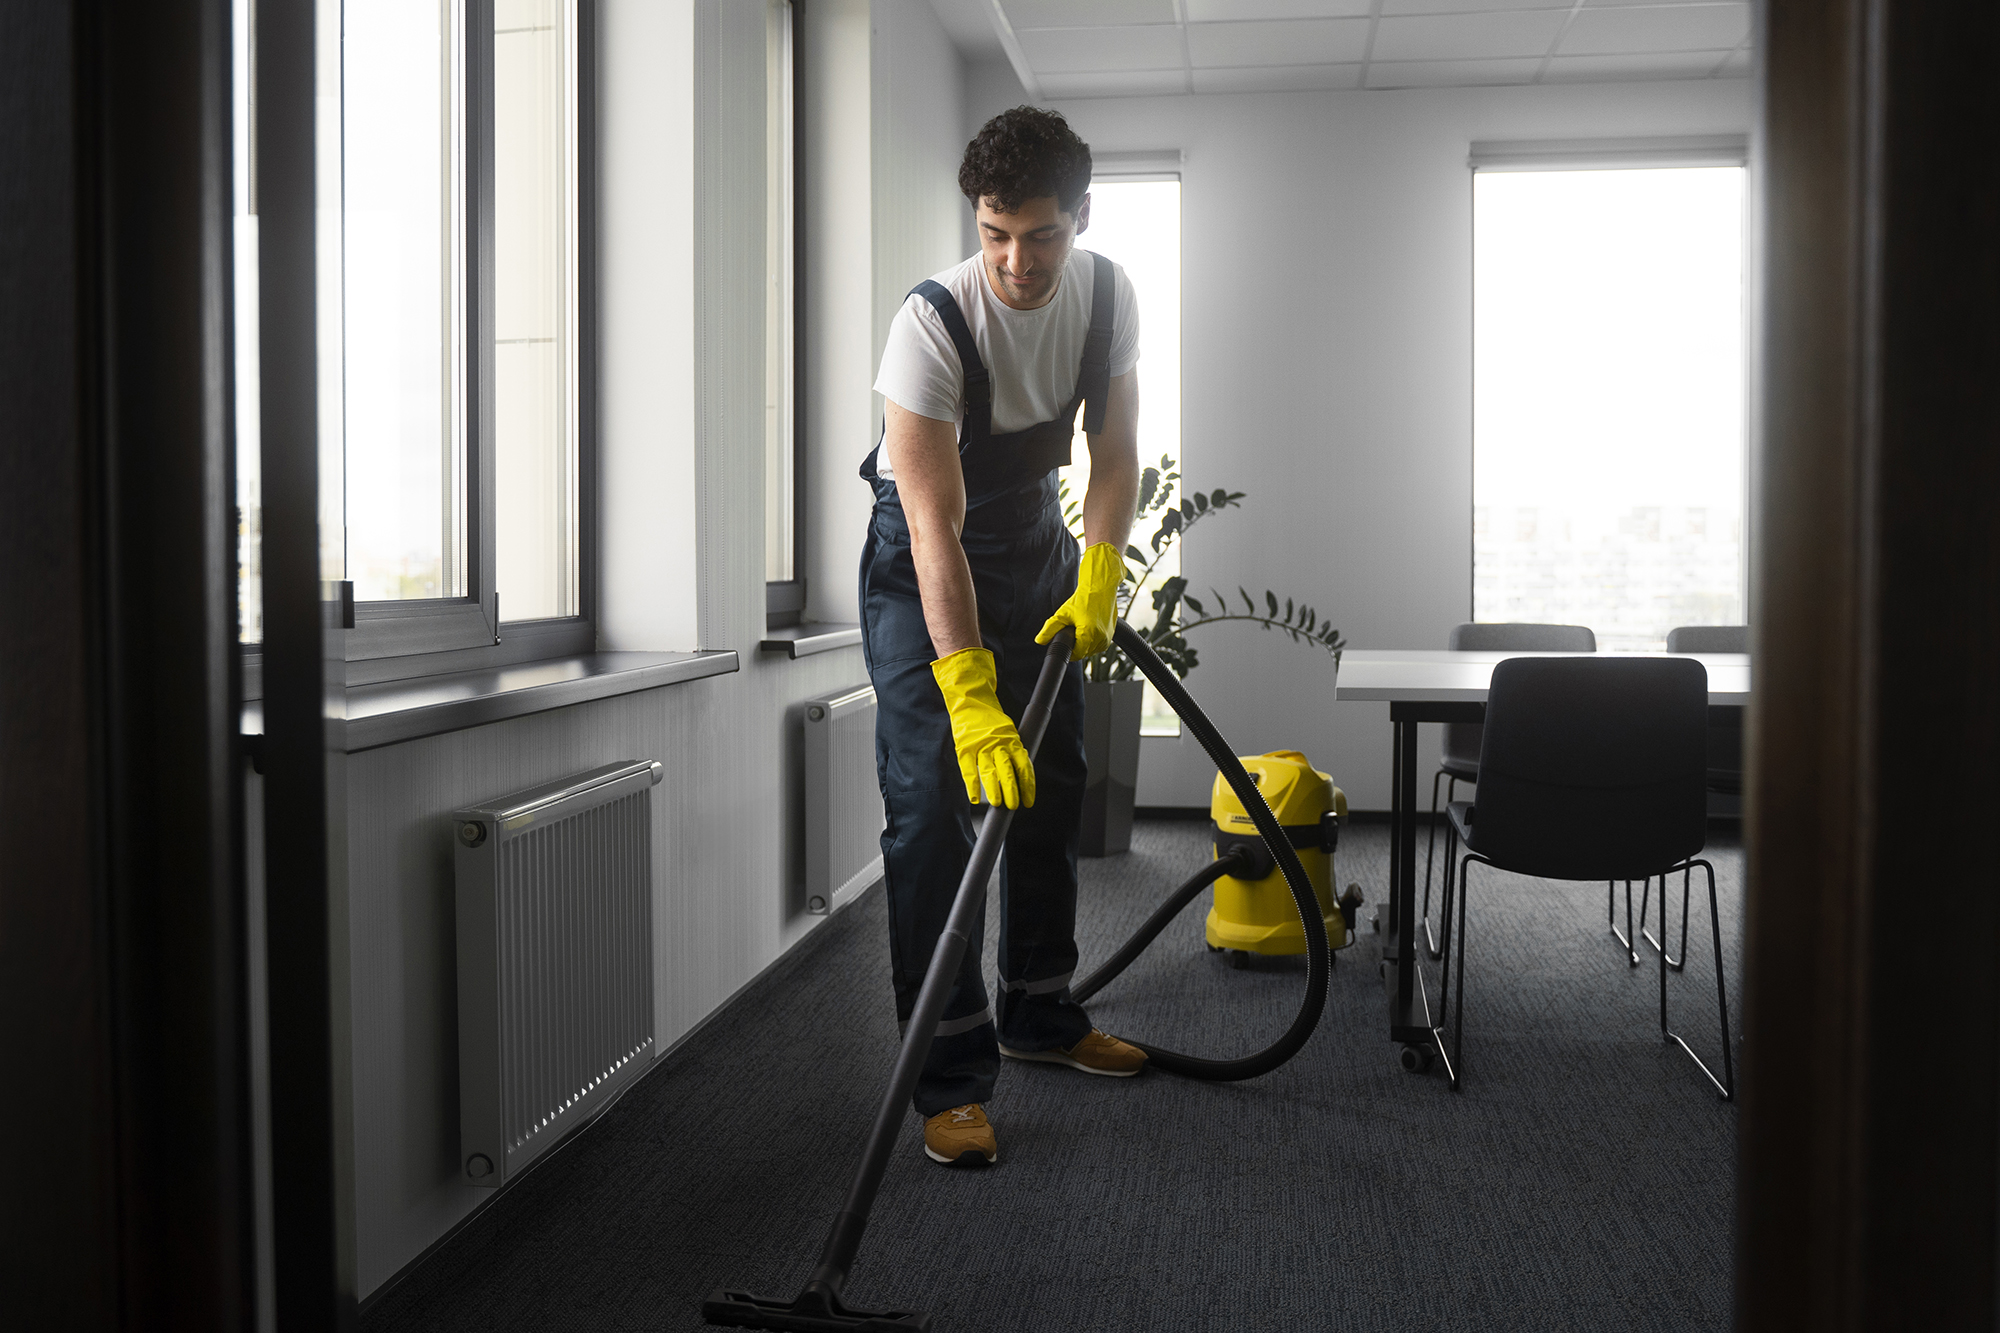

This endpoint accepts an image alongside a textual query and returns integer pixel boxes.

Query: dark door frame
[1738,1,2000,1325]
[0,0,257,1326]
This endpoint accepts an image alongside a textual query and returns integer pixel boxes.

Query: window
[1472,165,1747,650]
[234,0,593,665]
[764,0,801,624]
[493,0,583,623]
[1057,174,1182,734]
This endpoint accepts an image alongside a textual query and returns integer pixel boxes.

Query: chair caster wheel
[1399,1044,1435,1073]
[1205,943,1222,953]
[1229,950,1248,970]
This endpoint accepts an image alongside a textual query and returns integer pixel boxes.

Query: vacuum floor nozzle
[702,1287,932,1331]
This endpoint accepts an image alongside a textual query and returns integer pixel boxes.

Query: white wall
[965,65,1753,808]
[598,0,697,651]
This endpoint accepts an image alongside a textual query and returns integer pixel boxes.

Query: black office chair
[1638,625,1749,970]
[1420,622,1596,960]
[1432,656,1734,1100]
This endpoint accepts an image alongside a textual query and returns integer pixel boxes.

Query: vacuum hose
[1086,621,1332,1081]
[703,622,1328,1330]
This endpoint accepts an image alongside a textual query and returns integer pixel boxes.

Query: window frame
[248,0,599,683]
[764,0,805,630]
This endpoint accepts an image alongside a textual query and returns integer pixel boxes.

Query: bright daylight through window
[1058,177,1181,733]
[1473,166,1746,649]
[494,0,582,622]
[342,0,468,605]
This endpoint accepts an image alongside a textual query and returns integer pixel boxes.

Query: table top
[1334,649,1751,705]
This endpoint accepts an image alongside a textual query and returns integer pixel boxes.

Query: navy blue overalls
[859,252,1116,1116]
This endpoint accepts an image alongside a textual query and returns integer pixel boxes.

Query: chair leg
[1639,865,1691,971]
[1435,821,1460,1023]
[1422,771,1452,959]
[1660,859,1734,1101]
[1448,854,1473,1092]
[1610,880,1641,965]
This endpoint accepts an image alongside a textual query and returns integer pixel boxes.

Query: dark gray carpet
[363,820,1741,1333]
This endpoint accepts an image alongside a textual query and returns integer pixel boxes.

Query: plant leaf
[1211,488,1228,509]
[1184,595,1204,615]
[1266,590,1279,617]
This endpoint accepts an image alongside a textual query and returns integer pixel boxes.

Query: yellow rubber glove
[931,647,1036,809]
[1036,541,1124,660]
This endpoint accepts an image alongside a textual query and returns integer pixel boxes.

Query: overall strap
[911,279,991,444]
[1077,251,1115,434]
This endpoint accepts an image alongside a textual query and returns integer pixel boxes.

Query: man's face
[974,192,1091,311]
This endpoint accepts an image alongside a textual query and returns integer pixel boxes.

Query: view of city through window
[1058,176,1181,733]
[1473,166,1747,650]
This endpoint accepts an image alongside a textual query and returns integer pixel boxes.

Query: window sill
[241,649,739,756]
[758,623,862,658]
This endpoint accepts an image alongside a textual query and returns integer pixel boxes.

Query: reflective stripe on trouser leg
[998,971,1074,996]
[899,1007,994,1039]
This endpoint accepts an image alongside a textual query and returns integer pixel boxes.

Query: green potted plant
[1063,457,1345,856]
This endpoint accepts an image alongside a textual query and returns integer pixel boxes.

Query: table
[1333,649,1752,1063]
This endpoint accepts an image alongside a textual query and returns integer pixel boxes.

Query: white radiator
[452,760,660,1188]
[804,685,884,914]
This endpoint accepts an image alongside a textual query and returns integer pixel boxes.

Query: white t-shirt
[872,249,1140,480]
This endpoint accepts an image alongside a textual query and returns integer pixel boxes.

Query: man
[860,107,1146,1167]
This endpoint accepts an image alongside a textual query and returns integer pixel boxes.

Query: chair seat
[1440,755,1479,783]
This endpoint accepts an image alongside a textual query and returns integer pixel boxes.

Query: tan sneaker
[923,1104,997,1166]
[998,1029,1147,1077]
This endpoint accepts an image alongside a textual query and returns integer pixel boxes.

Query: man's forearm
[911,527,984,658]
[1081,450,1138,554]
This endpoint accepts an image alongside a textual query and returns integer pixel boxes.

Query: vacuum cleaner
[704,621,1340,1331]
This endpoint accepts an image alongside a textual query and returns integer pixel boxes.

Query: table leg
[1396,715,1419,1027]
[1382,712,1432,1049]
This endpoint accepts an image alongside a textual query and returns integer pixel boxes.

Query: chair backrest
[1470,656,1709,880]
[1666,624,1748,654]
[1441,622,1597,769]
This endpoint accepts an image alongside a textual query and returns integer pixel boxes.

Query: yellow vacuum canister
[1207,751,1349,956]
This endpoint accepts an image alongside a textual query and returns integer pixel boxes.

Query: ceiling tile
[1185,0,1371,18]
[1364,56,1542,88]
[1542,50,1729,82]
[1187,17,1370,68]
[1380,0,1570,12]
[1038,68,1189,98]
[1193,62,1363,92]
[1558,4,1750,55]
[1002,0,1175,28]
[1371,10,1569,61]
[1018,24,1185,72]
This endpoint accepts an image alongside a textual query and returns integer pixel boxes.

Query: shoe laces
[950,1106,976,1124]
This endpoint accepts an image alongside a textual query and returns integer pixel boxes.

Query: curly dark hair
[958,106,1092,217]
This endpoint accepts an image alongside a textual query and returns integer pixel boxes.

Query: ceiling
[927,0,1752,98]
